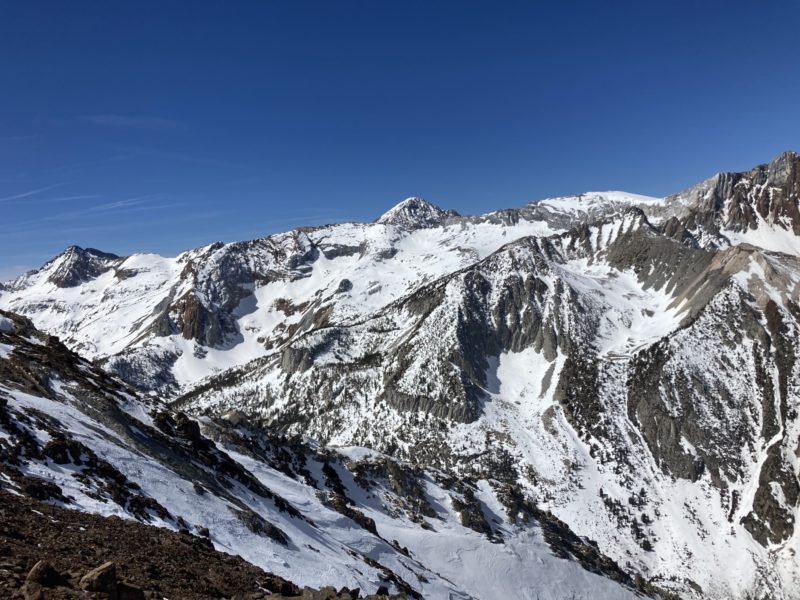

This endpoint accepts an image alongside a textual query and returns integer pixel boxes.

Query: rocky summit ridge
[3,151,800,599]
[375,196,460,229]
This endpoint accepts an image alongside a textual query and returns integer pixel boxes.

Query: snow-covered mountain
[3,150,800,598]
[0,309,641,599]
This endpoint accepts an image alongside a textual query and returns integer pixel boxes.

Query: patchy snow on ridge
[535,191,663,214]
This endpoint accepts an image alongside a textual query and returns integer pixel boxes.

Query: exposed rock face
[44,246,122,288]
[375,197,459,229]
[661,150,800,247]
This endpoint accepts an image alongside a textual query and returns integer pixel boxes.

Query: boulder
[79,561,117,593]
[24,560,64,587]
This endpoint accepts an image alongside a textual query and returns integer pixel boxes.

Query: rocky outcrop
[376,197,459,229]
[666,150,800,244]
[44,246,122,288]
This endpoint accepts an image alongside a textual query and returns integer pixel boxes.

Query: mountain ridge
[6,149,799,285]
[3,151,800,598]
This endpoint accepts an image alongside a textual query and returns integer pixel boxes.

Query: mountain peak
[46,246,122,288]
[61,245,120,260]
[766,150,800,186]
[376,197,459,228]
[770,149,799,162]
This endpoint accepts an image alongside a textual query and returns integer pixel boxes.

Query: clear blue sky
[1,1,799,279]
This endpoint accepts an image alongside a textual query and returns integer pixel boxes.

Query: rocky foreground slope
[3,151,800,598]
[0,491,312,599]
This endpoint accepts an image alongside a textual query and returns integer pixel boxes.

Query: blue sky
[1,1,799,279]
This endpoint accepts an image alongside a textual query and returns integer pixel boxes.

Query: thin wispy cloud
[38,197,178,222]
[0,182,67,203]
[103,201,186,215]
[0,193,98,205]
[90,197,149,211]
[78,115,184,130]
[7,196,172,227]
[36,194,101,204]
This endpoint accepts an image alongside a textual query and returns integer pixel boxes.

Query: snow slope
[0,310,642,599]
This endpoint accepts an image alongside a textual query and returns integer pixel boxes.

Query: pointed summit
[46,246,122,288]
[766,150,800,187]
[376,197,459,229]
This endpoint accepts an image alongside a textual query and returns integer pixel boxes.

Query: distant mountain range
[3,151,800,599]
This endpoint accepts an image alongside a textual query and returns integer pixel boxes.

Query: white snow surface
[0,373,641,599]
